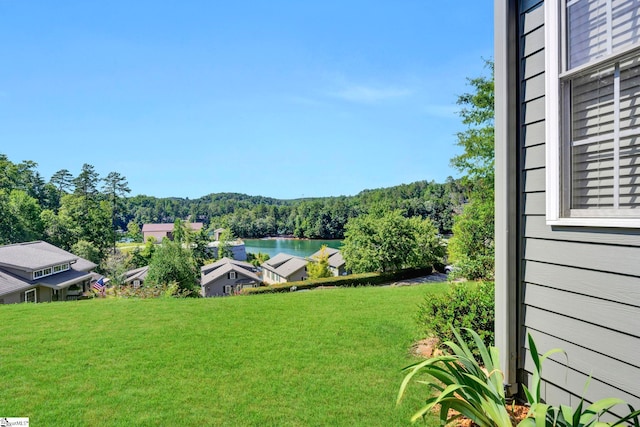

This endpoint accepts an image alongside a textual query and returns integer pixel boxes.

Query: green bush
[416,281,494,352]
[447,198,495,280]
[242,267,433,295]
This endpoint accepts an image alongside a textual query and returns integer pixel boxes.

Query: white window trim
[25,288,37,303]
[545,0,640,227]
[33,263,70,280]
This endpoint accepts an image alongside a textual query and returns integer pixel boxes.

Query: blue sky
[0,1,493,200]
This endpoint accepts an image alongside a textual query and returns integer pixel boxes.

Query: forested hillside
[0,153,466,259]
[125,178,465,239]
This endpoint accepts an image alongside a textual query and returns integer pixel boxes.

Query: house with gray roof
[309,247,346,276]
[0,241,97,304]
[496,0,640,408]
[206,240,247,261]
[123,266,149,288]
[261,253,308,285]
[200,257,261,297]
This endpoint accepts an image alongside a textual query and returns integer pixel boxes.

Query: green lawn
[0,283,449,426]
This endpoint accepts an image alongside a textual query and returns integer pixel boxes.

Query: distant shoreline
[258,236,342,241]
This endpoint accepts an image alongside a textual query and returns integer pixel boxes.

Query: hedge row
[241,266,433,295]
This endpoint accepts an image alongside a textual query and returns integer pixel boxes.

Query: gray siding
[516,0,640,407]
[202,272,258,297]
[1,290,24,304]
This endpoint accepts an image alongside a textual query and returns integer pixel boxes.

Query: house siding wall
[516,0,640,408]
[202,272,258,297]
[287,268,307,283]
[143,231,169,242]
[1,290,24,304]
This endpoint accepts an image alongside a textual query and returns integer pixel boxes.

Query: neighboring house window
[546,0,640,226]
[33,267,52,279]
[133,280,141,289]
[53,263,70,273]
[228,271,237,279]
[223,285,232,295]
[25,289,36,303]
[33,263,70,280]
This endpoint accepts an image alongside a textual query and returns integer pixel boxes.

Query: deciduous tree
[447,60,495,280]
[342,210,443,274]
[307,245,333,279]
[146,239,199,295]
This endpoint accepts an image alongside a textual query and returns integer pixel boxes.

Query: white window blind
[564,0,640,215]
[568,0,640,69]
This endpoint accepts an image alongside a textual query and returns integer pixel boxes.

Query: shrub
[416,281,494,353]
[242,267,433,295]
[447,198,495,280]
[114,283,195,299]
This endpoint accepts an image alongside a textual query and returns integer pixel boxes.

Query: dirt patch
[411,336,441,358]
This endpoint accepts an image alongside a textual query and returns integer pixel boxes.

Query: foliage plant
[113,282,194,299]
[520,334,640,427]
[242,267,433,294]
[146,239,199,295]
[341,210,444,274]
[447,60,495,281]
[447,198,495,280]
[307,245,333,279]
[397,327,512,426]
[399,327,640,427]
[416,281,494,355]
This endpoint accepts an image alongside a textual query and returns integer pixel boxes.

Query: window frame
[25,288,37,303]
[546,0,640,227]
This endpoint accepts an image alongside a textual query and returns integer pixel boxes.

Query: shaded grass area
[0,283,449,426]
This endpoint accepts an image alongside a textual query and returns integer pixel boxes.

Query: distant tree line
[122,178,466,240]
[0,153,467,268]
[0,156,129,265]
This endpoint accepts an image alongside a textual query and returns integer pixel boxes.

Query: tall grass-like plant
[399,329,640,427]
[397,327,512,426]
[520,335,640,427]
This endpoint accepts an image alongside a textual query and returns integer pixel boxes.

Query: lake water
[242,239,343,258]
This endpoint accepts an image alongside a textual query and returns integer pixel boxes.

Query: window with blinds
[562,0,640,217]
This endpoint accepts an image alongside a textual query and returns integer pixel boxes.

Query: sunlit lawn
[0,283,450,426]
[115,242,144,252]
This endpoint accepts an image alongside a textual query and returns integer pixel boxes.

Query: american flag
[92,277,105,292]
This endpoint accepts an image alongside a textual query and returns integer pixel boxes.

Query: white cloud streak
[422,104,459,118]
[330,85,412,104]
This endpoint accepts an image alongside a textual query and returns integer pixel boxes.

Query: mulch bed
[452,404,530,427]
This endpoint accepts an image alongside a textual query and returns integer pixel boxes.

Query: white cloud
[330,85,412,104]
[422,104,459,118]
